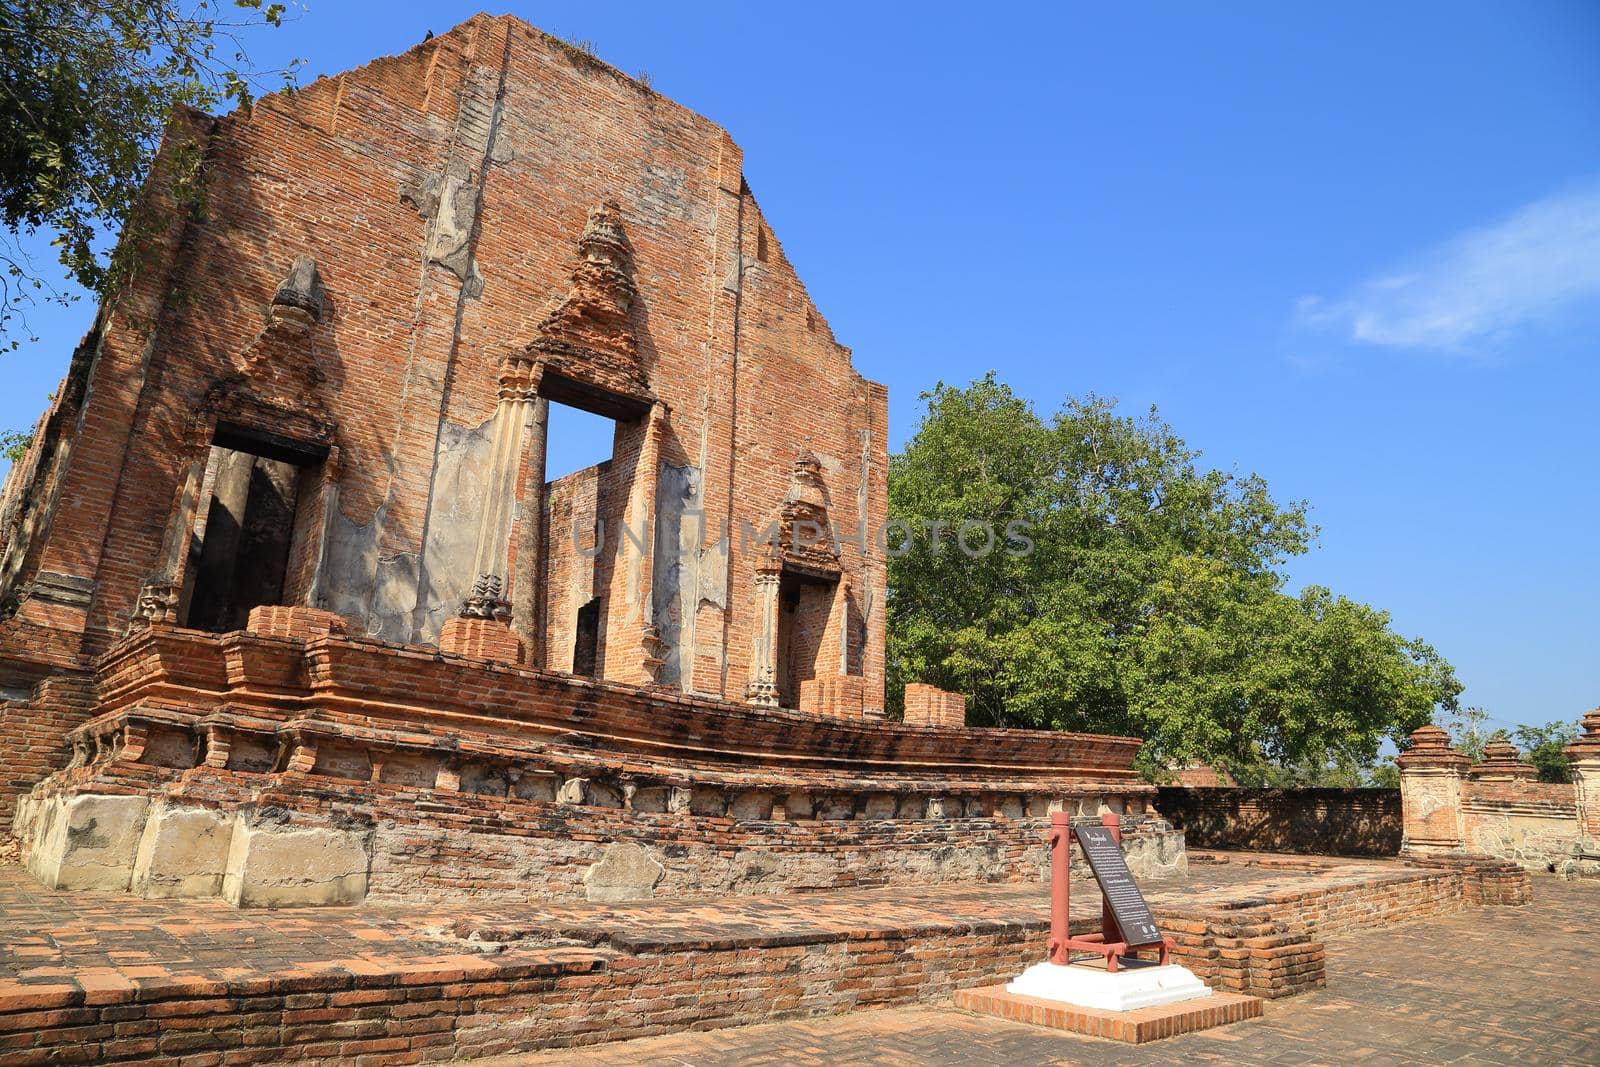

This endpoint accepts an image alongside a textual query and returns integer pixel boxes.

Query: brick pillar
[1396,725,1470,855]
[1565,708,1600,840]
[439,615,524,665]
[633,403,669,686]
[246,605,346,641]
[799,674,866,720]
[903,683,967,728]
[510,386,548,666]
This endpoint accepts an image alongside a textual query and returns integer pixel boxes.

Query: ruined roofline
[178,12,880,389]
[739,180,856,363]
[218,13,725,152]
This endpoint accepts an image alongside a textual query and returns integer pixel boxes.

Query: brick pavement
[508,875,1600,1066]
[0,858,1287,1000]
[0,853,1551,1063]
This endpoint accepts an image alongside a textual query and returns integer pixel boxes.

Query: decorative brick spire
[459,573,511,621]
[1470,737,1537,781]
[1565,707,1600,763]
[1396,725,1471,771]
[525,201,648,401]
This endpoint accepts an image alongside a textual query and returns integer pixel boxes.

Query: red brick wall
[542,462,612,674]
[0,14,889,716]
[1156,787,1402,857]
[0,674,94,822]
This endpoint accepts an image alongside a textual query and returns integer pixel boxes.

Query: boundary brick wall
[1157,787,1401,857]
[1396,724,1594,872]
[1458,779,1580,870]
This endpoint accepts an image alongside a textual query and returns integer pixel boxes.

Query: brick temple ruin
[0,15,1182,907]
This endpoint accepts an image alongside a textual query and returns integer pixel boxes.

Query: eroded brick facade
[0,14,887,707]
[0,15,1183,907]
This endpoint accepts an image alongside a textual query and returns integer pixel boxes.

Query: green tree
[1,427,30,465]
[1,0,299,347]
[887,374,1462,778]
[1365,763,1400,789]
[1511,721,1578,784]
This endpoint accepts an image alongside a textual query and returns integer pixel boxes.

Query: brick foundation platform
[10,625,1185,909]
[0,852,1529,1064]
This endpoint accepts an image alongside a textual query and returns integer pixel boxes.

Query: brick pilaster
[1396,725,1470,854]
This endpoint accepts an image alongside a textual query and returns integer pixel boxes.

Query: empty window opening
[540,400,626,678]
[182,434,322,632]
[544,401,618,482]
[776,570,835,709]
[572,598,601,677]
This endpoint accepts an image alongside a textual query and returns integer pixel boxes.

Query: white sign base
[1006,961,1213,1012]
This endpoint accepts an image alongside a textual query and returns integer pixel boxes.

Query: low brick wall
[0,929,1045,1065]
[1160,853,1528,999]
[1157,787,1401,857]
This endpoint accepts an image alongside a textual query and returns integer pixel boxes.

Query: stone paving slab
[505,875,1600,1066]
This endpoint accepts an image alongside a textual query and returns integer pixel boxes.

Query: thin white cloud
[1297,181,1600,353]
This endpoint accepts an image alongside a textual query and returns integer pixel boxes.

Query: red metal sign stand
[1047,811,1175,973]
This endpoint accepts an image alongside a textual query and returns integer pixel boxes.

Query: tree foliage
[1511,721,1577,784]
[0,427,29,464]
[1439,705,1496,762]
[887,374,1462,779]
[0,0,298,348]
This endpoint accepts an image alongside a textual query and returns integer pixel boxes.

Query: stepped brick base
[10,626,1177,908]
[437,616,525,664]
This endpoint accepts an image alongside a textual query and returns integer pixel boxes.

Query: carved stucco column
[130,418,214,631]
[511,388,549,665]
[746,556,782,708]
[834,575,853,675]
[1566,708,1600,841]
[1396,724,1471,855]
[624,403,670,685]
[305,446,343,610]
[465,353,541,622]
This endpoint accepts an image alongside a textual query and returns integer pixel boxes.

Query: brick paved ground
[0,853,1562,1063]
[0,858,1291,1000]
[509,876,1600,1066]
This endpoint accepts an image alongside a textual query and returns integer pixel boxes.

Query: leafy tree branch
[0,0,301,349]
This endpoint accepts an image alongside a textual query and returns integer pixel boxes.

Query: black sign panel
[1073,824,1163,947]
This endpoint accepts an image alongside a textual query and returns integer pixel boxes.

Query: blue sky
[3,2,1597,732]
